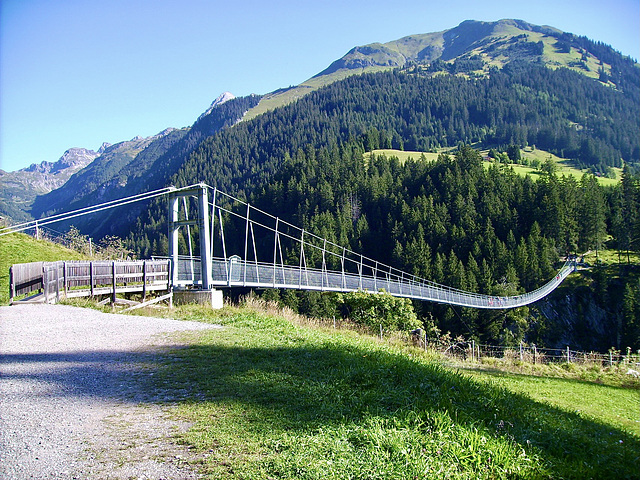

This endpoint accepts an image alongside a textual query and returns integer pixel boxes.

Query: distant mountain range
[0,147,99,222]
[1,19,638,232]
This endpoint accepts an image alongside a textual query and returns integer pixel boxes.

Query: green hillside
[0,232,88,304]
[244,19,638,119]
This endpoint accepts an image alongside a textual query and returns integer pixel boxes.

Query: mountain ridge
[0,148,99,222]
[4,18,638,229]
[244,18,637,120]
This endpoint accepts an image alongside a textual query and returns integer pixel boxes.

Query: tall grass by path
[142,304,640,479]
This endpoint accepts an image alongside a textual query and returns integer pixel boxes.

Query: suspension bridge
[3,183,576,309]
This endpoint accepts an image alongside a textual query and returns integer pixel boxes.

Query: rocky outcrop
[197,92,236,121]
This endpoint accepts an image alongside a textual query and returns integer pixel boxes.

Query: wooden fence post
[111,261,116,305]
[63,262,68,298]
[9,266,15,303]
[142,260,147,302]
[90,262,94,297]
[55,263,60,303]
[43,264,49,304]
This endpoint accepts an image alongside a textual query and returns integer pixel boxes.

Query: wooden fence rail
[9,259,171,304]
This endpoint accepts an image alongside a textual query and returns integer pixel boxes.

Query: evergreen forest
[126,62,640,352]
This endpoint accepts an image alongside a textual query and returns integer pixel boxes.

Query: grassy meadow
[4,225,639,479]
[113,300,639,480]
[366,148,622,186]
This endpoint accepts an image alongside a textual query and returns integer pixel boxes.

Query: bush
[337,290,421,332]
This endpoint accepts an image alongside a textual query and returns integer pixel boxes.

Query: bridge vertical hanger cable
[272,217,278,287]
[322,239,327,290]
[250,221,259,284]
[244,203,250,286]
[210,187,217,261]
[215,206,229,284]
[277,224,285,286]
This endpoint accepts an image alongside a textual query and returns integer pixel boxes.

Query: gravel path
[0,304,221,479]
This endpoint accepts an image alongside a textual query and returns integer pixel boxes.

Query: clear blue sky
[1,0,638,172]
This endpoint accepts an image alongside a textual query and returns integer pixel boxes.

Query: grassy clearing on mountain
[366,147,622,185]
[583,248,640,266]
[135,301,639,479]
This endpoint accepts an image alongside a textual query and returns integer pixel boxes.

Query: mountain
[0,148,98,222]
[244,19,638,120]
[198,91,236,121]
[29,92,261,236]
[5,18,639,350]
[31,129,182,217]
[19,18,640,237]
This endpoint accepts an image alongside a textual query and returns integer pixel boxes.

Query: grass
[0,232,88,304]
[7,232,639,478]
[365,149,442,165]
[582,248,640,266]
[461,368,640,435]
[110,299,640,479]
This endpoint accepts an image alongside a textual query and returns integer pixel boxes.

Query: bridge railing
[167,252,574,309]
[9,259,171,304]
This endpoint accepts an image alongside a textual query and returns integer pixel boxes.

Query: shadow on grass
[3,333,637,478]
[151,340,640,479]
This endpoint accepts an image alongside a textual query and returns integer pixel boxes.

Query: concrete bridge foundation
[173,289,224,309]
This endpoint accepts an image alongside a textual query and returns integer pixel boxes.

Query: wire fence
[434,339,640,368]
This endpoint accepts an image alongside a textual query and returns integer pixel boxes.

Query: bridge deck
[174,257,575,309]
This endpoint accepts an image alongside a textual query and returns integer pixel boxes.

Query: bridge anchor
[173,289,223,309]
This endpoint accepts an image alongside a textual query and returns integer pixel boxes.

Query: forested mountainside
[159,65,637,208]
[126,61,639,351]
[252,18,639,120]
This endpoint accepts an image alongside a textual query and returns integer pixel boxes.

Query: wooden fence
[9,259,171,304]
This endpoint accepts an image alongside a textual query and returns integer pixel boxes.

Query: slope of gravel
[0,304,221,479]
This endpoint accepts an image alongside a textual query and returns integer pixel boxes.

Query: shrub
[337,290,421,332]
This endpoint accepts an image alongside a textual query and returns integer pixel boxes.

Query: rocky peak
[22,147,97,175]
[197,92,236,121]
[98,142,111,154]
